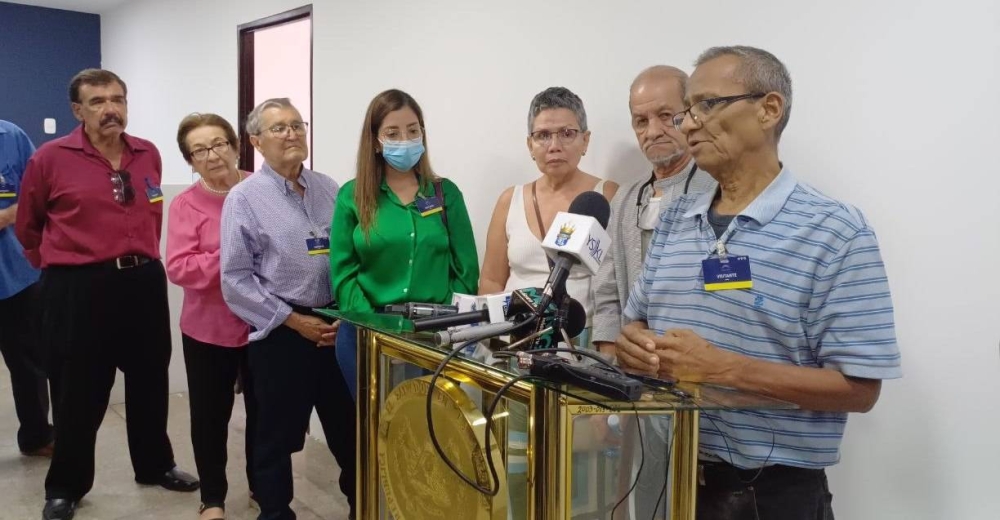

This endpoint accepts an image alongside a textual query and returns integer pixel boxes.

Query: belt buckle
[115,255,137,269]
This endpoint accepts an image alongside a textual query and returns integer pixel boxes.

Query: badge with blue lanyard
[144,177,164,203]
[702,225,753,291]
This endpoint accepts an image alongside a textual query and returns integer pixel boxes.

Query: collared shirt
[591,162,715,344]
[625,167,901,469]
[0,120,40,299]
[328,177,479,313]
[220,163,338,341]
[15,125,164,268]
[165,174,253,347]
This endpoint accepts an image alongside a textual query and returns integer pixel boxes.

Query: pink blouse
[166,176,251,347]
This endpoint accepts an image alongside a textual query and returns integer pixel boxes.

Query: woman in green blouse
[330,89,479,400]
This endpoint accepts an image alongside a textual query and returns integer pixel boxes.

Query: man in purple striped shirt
[221,98,355,520]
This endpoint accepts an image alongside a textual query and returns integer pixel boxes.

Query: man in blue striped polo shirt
[616,46,901,520]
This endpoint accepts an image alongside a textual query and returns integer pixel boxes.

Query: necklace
[200,170,243,195]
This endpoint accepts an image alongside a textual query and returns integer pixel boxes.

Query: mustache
[100,115,124,126]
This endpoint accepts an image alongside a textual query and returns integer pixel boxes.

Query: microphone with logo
[535,191,611,315]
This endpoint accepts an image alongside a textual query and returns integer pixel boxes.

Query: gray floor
[0,366,352,520]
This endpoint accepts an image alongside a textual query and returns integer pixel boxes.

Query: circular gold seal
[378,376,508,520]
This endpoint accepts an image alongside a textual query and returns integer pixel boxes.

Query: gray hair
[527,87,588,134]
[695,46,793,138]
[245,97,296,135]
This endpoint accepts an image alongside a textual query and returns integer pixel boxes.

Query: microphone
[383,302,459,320]
[536,191,611,314]
[433,320,525,347]
[411,308,489,332]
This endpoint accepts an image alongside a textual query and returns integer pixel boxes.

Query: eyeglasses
[671,93,766,130]
[110,170,135,206]
[265,121,309,137]
[379,126,423,142]
[529,128,582,145]
[189,141,231,161]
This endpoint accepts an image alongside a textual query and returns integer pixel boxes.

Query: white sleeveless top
[504,180,607,328]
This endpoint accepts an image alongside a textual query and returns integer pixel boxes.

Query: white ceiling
[6,0,132,14]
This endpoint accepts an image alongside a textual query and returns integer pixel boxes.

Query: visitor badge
[702,255,753,291]
[144,178,163,203]
[307,237,330,255]
[415,195,443,217]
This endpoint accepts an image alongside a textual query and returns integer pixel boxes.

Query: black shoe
[136,466,200,492]
[42,498,78,520]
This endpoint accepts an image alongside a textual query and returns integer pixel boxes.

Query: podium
[323,311,794,520]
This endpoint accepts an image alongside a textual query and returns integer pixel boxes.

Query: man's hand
[613,322,660,375]
[285,312,339,347]
[653,329,745,383]
[0,206,15,229]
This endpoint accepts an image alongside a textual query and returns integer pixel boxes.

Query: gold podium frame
[356,328,700,520]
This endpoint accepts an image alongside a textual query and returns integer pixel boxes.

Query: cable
[648,411,678,520]
[424,315,538,495]
[425,338,499,494]
[610,401,644,520]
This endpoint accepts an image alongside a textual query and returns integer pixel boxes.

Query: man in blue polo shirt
[0,119,54,458]
[615,46,901,519]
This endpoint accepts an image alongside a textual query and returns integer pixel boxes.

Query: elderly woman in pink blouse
[166,113,254,520]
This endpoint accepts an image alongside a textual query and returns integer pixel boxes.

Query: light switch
[44,118,56,134]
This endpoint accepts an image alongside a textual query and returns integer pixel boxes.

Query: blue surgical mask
[380,138,425,172]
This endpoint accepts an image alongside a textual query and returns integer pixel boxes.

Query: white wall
[101,1,1000,518]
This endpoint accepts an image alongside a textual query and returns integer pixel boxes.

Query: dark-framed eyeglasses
[110,170,135,206]
[529,128,582,145]
[189,141,232,161]
[671,93,766,130]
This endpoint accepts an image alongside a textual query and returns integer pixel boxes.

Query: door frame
[237,4,313,171]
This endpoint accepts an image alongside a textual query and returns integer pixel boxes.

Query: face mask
[380,138,425,171]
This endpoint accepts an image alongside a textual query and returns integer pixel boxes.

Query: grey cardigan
[591,165,716,343]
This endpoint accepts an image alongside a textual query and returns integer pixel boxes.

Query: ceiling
[5,0,132,14]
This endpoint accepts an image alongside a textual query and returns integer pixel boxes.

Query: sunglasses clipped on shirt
[110,169,135,206]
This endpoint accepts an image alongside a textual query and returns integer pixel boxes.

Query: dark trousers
[249,323,355,520]
[183,334,256,508]
[41,260,176,500]
[697,461,834,520]
[0,282,54,452]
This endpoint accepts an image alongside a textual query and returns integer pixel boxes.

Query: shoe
[198,504,225,520]
[136,466,200,492]
[42,498,78,520]
[23,441,55,458]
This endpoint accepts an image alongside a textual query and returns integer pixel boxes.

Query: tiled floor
[0,366,352,520]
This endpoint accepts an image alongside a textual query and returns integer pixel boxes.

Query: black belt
[106,255,153,270]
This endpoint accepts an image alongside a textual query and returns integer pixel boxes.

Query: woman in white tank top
[480,87,618,347]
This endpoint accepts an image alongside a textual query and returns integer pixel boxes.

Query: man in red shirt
[15,69,199,520]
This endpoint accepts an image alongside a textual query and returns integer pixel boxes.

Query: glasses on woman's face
[671,93,766,130]
[110,170,135,206]
[189,141,231,162]
[529,127,581,146]
[379,125,423,142]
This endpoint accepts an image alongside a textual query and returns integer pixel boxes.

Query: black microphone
[411,308,490,332]
[536,191,611,315]
[384,302,459,320]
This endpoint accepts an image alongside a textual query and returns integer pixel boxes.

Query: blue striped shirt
[220,163,338,341]
[0,120,40,299]
[625,168,901,469]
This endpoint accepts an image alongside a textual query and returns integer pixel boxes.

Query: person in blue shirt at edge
[329,89,479,401]
[0,119,55,459]
[615,46,901,520]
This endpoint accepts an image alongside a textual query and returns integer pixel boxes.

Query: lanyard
[707,217,741,259]
[635,162,698,210]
